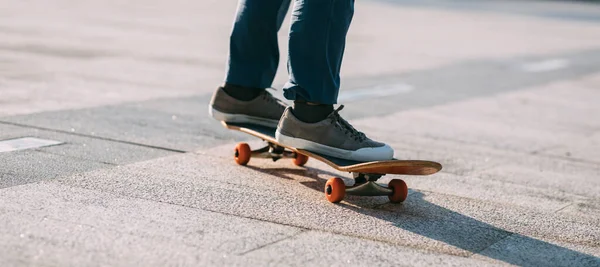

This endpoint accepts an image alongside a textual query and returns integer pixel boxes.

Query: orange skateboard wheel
[293,153,309,167]
[388,179,408,203]
[234,143,251,165]
[325,177,346,203]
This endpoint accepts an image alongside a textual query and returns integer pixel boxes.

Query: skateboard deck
[222,121,442,203]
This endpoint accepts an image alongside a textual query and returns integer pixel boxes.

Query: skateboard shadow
[245,165,338,191]
[248,165,600,267]
[349,191,599,267]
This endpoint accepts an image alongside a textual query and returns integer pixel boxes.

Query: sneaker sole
[275,130,394,162]
[210,107,279,128]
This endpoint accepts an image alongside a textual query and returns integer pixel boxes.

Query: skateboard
[222,121,442,203]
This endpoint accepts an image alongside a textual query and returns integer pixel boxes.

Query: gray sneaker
[209,86,287,128]
[275,106,394,161]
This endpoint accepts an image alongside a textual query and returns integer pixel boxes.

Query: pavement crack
[529,145,561,155]
[554,202,574,213]
[33,148,118,166]
[237,230,306,256]
[468,232,516,257]
[542,153,600,166]
[0,121,187,153]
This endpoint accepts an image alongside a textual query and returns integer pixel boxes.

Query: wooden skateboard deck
[222,121,442,203]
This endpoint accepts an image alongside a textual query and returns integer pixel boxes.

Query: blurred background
[2,0,600,119]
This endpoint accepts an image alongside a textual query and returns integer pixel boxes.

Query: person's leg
[276,0,394,161]
[209,0,291,128]
[283,0,354,106]
[224,0,291,100]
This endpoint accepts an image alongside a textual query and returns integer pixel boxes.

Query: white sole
[210,107,279,128]
[275,130,394,162]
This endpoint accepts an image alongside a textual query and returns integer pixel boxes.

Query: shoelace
[262,89,286,110]
[329,105,367,142]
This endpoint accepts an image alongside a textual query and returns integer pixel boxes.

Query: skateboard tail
[345,161,443,175]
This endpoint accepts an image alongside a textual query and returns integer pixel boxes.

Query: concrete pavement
[1,0,600,266]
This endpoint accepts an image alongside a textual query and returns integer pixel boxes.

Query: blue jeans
[225,0,355,105]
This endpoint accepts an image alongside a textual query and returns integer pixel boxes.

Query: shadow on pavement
[352,191,599,267]
[248,165,600,267]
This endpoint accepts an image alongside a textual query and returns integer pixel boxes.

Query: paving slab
[362,135,598,217]
[351,72,600,154]
[0,53,223,117]
[372,0,600,22]
[0,182,300,266]
[474,234,600,267]
[357,108,575,154]
[0,0,231,116]
[0,180,508,267]
[379,135,510,176]
[347,1,600,76]
[348,77,600,202]
[474,157,600,199]
[0,123,42,139]
[1,95,249,152]
[402,172,589,214]
[353,104,586,156]
[376,123,600,217]
[406,193,600,249]
[52,153,511,257]
[542,131,600,164]
[0,149,110,189]
[0,122,177,189]
[0,122,176,165]
[246,230,503,267]
[53,152,599,263]
[558,198,600,221]
[421,83,600,136]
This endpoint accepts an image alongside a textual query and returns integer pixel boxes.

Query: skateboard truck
[325,174,408,204]
[345,181,393,196]
[249,143,296,162]
[352,172,380,184]
[234,141,309,166]
[326,173,404,202]
[345,173,392,196]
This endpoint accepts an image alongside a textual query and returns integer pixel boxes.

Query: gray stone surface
[1,122,176,165]
[476,161,600,199]
[0,149,110,189]
[0,123,41,139]
[475,234,600,267]
[53,153,510,256]
[0,182,300,266]
[0,181,509,267]
[247,231,504,267]
[372,0,600,23]
[558,198,600,221]
[542,131,600,164]
[335,48,600,120]
[355,108,578,154]
[54,152,600,260]
[0,122,177,188]
[2,95,249,152]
